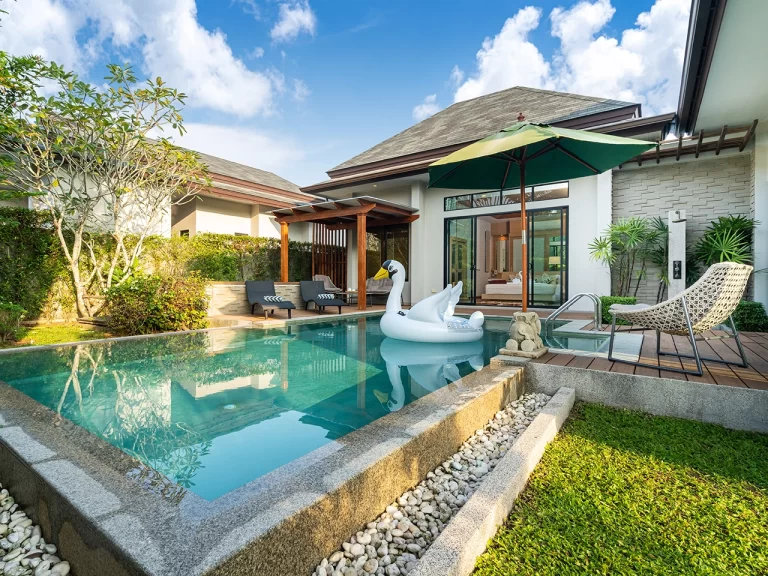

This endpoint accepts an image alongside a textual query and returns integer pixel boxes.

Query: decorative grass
[0,323,109,349]
[474,403,768,576]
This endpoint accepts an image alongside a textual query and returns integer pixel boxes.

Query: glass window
[533,181,568,201]
[366,224,409,280]
[501,187,533,205]
[444,195,472,211]
[472,192,501,208]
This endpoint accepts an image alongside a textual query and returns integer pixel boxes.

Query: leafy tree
[589,217,665,298]
[0,55,209,317]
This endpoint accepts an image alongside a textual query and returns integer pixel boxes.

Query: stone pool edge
[0,364,526,576]
[409,387,575,576]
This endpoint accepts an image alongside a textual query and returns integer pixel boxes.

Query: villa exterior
[0,149,318,241]
[297,0,768,311]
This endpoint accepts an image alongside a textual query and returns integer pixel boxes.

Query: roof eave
[676,0,729,135]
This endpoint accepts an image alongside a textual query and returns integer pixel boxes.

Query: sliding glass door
[445,217,475,304]
[527,208,568,308]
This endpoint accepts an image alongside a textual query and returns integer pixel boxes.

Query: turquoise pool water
[0,317,510,500]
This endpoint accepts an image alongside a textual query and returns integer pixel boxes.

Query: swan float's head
[374,259,405,281]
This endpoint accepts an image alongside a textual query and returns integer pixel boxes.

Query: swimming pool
[0,317,510,500]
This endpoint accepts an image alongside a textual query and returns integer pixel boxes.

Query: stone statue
[502,312,548,357]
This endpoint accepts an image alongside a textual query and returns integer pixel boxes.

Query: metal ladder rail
[546,293,602,338]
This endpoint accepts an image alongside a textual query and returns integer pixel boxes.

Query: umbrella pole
[520,162,528,312]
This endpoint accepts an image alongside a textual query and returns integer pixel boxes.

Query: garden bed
[473,403,768,575]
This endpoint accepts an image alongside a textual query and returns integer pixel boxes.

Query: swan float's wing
[441,282,463,320]
[407,284,451,324]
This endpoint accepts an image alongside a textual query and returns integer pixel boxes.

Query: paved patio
[533,327,768,390]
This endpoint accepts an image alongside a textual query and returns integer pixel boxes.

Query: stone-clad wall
[611,153,753,304]
[206,282,305,316]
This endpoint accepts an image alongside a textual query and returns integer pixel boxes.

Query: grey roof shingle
[330,87,637,172]
[195,151,304,195]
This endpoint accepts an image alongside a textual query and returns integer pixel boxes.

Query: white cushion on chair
[610,303,651,313]
[263,295,284,303]
[317,293,335,300]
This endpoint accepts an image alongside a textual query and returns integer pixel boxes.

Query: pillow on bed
[317,293,336,300]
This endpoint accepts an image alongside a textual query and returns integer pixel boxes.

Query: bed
[480,278,561,304]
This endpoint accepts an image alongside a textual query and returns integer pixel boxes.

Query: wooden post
[280,222,289,282]
[520,161,528,312]
[357,213,366,310]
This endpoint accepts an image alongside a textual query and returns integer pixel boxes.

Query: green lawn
[1,323,110,348]
[474,403,768,576]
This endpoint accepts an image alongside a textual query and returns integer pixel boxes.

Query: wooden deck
[532,327,768,390]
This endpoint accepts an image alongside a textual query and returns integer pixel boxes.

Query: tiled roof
[330,87,637,173]
[195,151,305,196]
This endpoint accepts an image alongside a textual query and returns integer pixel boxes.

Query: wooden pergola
[271,196,419,310]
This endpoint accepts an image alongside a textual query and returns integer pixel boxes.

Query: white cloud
[270,1,317,43]
[449,65,465,87]
[412,94,441,121]
[0,0,85,72]
[247,46,265,59]
[0,0,284,118]
[292,79,310,102]
[233,0,261,20]
[451,0,690,115]
[454,6,552,102]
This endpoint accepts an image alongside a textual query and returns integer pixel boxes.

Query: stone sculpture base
[499,346,549,359]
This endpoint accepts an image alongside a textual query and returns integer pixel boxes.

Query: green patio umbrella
[429,119,655,311]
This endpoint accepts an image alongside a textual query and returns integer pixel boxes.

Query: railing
[546,293,602,339]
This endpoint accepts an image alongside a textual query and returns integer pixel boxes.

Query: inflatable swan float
[373,260,484,343]
[374,338,484,411]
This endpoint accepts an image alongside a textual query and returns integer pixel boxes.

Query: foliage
[731,300,768,333]
[646,216,669,303]
[149,233,312,282]
[0,322,109,349]
[0,207,69,317]
[105,272,209,335]
[474,403,768,576]
[599,296,636,326]
[589,217,665,298]
[693,215,757,267]
[0,55,209,317]
[0,301,25,342]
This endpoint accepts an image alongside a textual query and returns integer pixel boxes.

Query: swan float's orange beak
[373,267,389,280]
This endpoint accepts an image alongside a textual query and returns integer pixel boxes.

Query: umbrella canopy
[429,121,655,311]
[429,121,655,190]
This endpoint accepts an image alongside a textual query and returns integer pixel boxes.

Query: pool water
[0,317,510,500]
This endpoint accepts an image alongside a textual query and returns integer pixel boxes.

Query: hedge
[599,296,637,326]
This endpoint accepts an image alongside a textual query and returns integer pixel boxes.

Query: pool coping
[410,387,576,576]
[0,349,524,576]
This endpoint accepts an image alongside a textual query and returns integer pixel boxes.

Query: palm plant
[589,217,664,298]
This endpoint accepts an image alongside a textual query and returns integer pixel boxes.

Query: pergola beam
[326,214,419,231]
[276,204,375,224]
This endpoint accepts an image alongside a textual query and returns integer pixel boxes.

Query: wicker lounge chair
[313,274,343,294]
[246,281,296,320]
[300,281,346,314]
[607,262,753,376]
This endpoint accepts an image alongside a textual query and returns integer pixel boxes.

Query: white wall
[754,125,768,308]
[195,196,252,235]
[257,205,311,241]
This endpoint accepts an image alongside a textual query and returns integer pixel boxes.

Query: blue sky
[1,0,690,186]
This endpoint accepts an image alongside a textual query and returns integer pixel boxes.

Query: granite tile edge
[409,386,576,576]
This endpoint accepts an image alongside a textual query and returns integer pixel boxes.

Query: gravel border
[312,392,551,576]
[0,482,70,576]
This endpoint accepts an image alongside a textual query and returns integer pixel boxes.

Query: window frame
[443,180,569,212]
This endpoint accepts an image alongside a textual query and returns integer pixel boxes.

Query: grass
[474,403,768,576]
[1,323,110,348]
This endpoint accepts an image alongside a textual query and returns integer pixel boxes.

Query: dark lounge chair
[300,281,346,314]
[246,281,296,320]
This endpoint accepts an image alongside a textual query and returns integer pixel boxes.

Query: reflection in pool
[0,317,509,500]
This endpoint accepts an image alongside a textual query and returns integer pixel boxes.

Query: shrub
[599,296,637,326]
[0,302,26,342]
[731,300,768,332]
[106,272,209,335]
[693,215,757,267]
